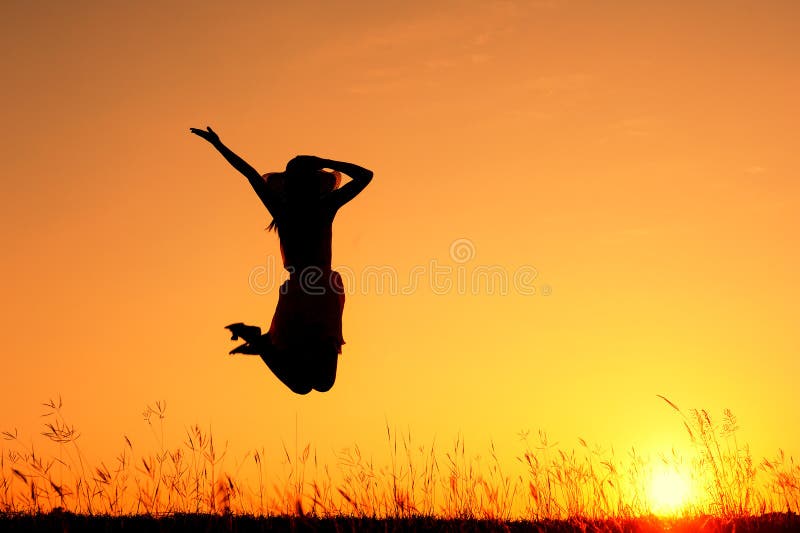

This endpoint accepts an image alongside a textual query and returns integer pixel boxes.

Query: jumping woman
[190,126,373,394]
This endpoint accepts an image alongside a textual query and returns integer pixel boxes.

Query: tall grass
[1,396,798,520]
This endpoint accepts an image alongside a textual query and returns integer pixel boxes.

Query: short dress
[267,268,346,354]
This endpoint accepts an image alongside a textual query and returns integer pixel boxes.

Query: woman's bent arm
[319,158,373,210]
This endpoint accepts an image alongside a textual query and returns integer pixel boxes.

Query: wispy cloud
[609,116,661,137]
[519,73,592,95]
[744,165,767,175]
[306,1,542,94]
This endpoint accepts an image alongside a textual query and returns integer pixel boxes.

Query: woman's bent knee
[313,351,338,393]
[313,374,336,393]
[289,382,313,395]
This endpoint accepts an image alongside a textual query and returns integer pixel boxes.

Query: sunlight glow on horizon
[647,465,694,517]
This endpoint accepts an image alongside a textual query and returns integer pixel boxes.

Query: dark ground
[0,512,798,532]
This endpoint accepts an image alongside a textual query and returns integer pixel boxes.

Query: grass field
[1,397,798,531]
[0,512,799,532]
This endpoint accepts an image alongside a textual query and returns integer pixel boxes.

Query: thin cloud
[744,165,767,175]
[609,116,660,137]
[470,53,492,64]
[519,73,592,95]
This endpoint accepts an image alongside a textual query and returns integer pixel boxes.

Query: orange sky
[1,1,798,468]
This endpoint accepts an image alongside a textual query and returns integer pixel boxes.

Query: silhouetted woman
[190,126,372,394]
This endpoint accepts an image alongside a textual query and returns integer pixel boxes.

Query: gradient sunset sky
[1,1,797,466]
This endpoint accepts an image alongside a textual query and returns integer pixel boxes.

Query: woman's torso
[276,203,335,275]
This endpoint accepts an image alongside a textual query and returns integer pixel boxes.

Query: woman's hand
[286,155,326,174]
[189,126,221,145]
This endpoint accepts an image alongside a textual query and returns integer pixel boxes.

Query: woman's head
[263,167,341,230]
[284,157,340,198]
[264,169,340,200]
[285,169,331,199]
[274,169,340,199]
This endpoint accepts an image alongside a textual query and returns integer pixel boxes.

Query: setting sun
[647,466,693,516]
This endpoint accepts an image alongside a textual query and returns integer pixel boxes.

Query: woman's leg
[259,342,338,394]
[230,329,338,395]
[311,344,339,393]
[256,340,315,395]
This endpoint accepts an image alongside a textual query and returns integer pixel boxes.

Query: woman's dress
[267,204,345,354]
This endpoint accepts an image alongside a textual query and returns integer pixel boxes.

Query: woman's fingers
[189,127,217,141]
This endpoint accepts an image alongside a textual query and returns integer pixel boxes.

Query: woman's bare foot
[229,340,262,355]
[225,322,262,343]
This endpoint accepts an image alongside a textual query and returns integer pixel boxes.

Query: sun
[647,466,693,516]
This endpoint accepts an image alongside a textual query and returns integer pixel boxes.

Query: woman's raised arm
[190,126,279,215]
